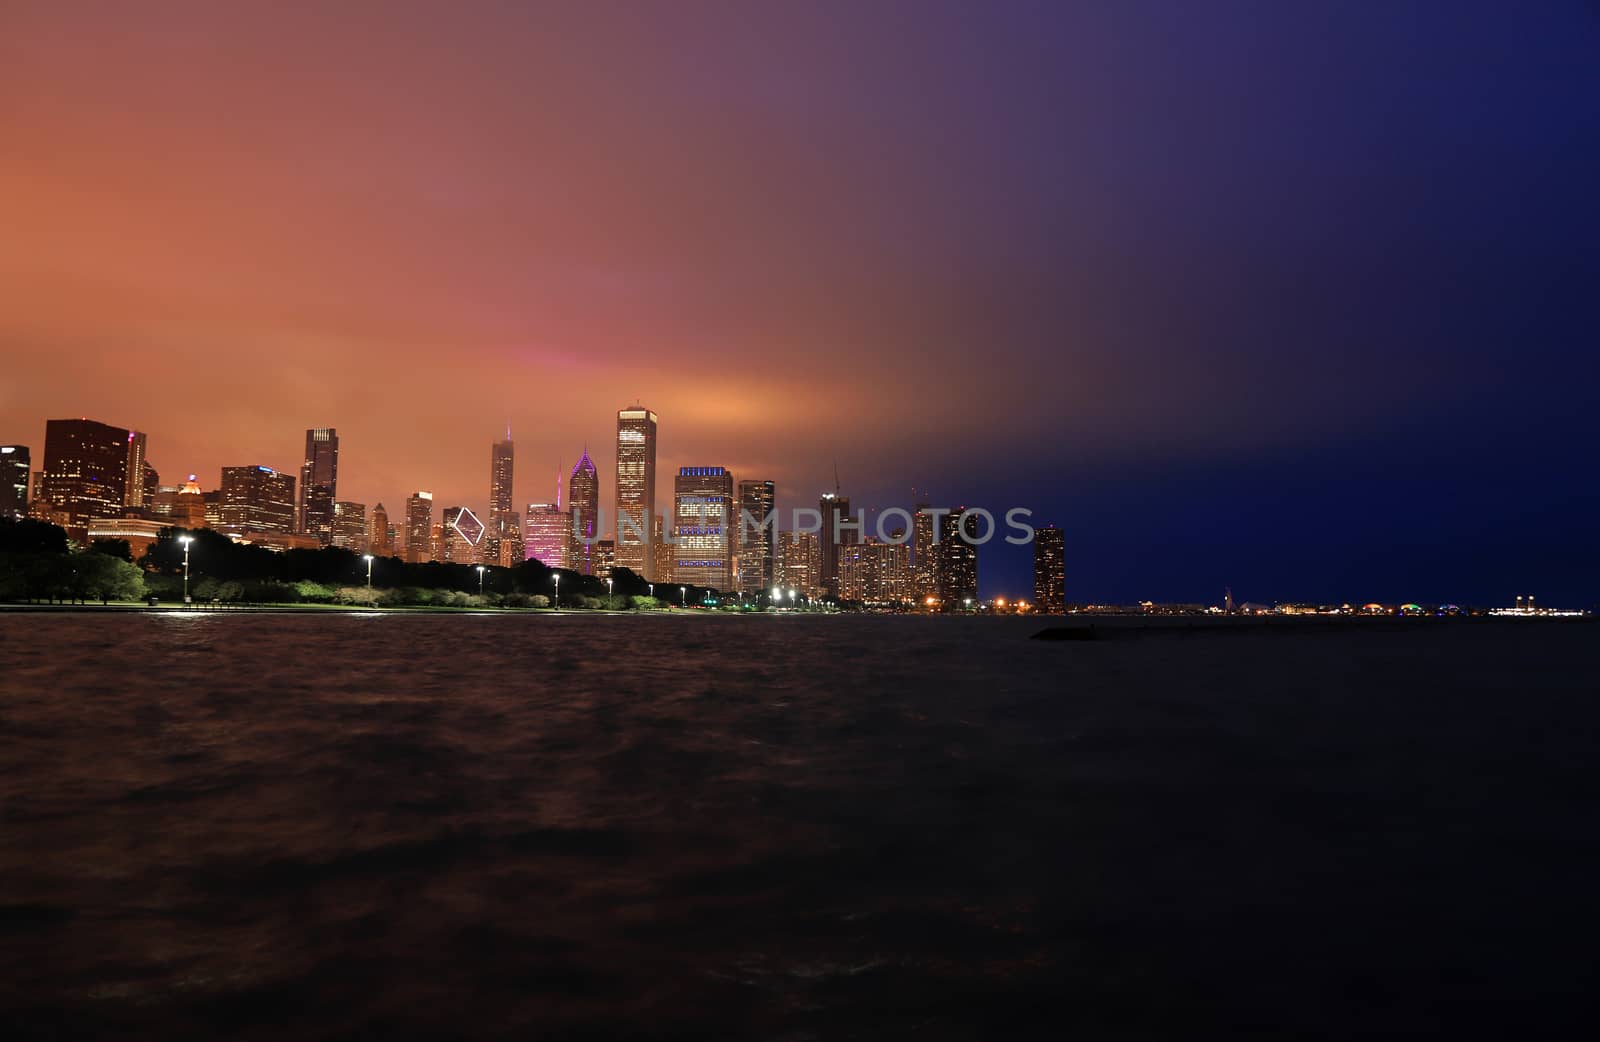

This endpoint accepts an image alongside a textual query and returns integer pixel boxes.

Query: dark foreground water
[1,613,1596,1040]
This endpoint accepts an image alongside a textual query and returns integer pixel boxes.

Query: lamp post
[476,565,486,596]
[552,572,560,610]
[771,586,781,610]
[607,577,614,610]
[648,582,654,605]
[179,535,193,605]
[363,554,374,589]
[680,585,687,608]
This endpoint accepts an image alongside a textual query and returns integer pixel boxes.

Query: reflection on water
[0,613,1594,1040]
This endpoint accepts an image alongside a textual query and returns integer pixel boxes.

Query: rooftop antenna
[833,458,841,495]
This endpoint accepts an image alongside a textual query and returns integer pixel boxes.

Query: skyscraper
[0,445,28,520]
[736,479,776,596]
[369,502,394,557]
[937,508,980,609]
[779,530,821,598]
[1034,526,1066,614]
[523,502,570,569]
[569,450,599,576]
[912,503,939,602]
[404,491,433,563]
[488,430,517,562]
[674,466,734,591]
[38,418,132,533]
[818,492,855,598]
[614,406,657,579]
[651,514,674,585]
[838,539,913,604]
[440,506,486,564]
[297,427,339,542]
[219,466,296,533]
[331,501,367,551]
[123,430,148,508]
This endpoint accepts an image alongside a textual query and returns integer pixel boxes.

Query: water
[1,613,1595,1039]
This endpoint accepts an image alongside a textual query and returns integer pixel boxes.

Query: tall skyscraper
[523,502,571,569]
[614,406,657,579]
[651,514,674,585]
[1034,526,1066,614]
[912,503,939,602]
[0,445,28,520]
[779,530,821,598]
[38,418,132,532]
[331,501,367,551]
[838,539,912,604]
[369,502,394,557]
[736,479,776,595]
[297,427,339,542]
[440,506,486,564]
[937,508,980,609]
[488,430,517,562]
[404,491,433,563]
[123,430,148,508]
[818,492,855,598]
[569,450,599,576]
[219,466,296,533]
[674,466,734,591]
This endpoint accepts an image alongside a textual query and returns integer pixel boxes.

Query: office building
[405,491,434,563]
[569,450,599,576]
[1034,525,1066,614]
[937,508,980,609]
[651,514,674,585]
[150,474,208,529]
[913,503,940,603]
[674,466,734,591]
[595,539,616,579]
[331,501,367,551]
[488,431,518,564]
[779,530,821,598]
[123,430,149,508]
[297,427,339,542]
[1,445,28,520]
[736,479,776,596]
[219,466,296,534]
[818,492,856,597]
[614,405,657,579]
[369,503,394,557]
[524,501,571,569]
[38,418,132,533]
[440,506,486,564]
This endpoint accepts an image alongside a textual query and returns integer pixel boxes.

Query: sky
[2,1,1597,605]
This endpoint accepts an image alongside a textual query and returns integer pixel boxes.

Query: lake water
[1,613,1595,1039]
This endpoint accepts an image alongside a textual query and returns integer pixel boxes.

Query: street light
[680,585,687,608]
[179,535,193,605]
[607,577,614,610]
[363,554,374,589]
[476,565,486,596]
[552,572,560,610]
[648,582,654,604]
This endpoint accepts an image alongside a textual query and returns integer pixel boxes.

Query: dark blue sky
[3,1,1596,605]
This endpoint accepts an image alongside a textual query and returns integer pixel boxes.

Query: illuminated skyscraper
[912,503,939,602]
[219,465,296,534]
[297,427,338,542]
[736,479,776,596]
[440,506,486,564]
[404,491,433,563]
[595,539,616,579]
[674,466,734,591]
[651,514,674,585]
[1033,526,1066,614]
[151,474,208,530]
[331,501,367,551]
[779,530,821,598]
[523,502,571,569]
[369,502,394,557]
[569,450,599,576]
[818,492,855,598]
[38,418,131,533]
[936,508,980,609]
[614,406,657,579]
[123,430,148,508]
[838,539,912,604]
[488,430,518,562]
[1,445,28,520]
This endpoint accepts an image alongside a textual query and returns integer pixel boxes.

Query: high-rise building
[912,503,939,602]
[150,474,208,529]
[838,539,913,604]
[38,418,132,533]
[219,465,296,534]
[440,506,486,564]
[736,479,776,596]
[404,491,434,563]
[674,466,734,591]
[331,501,367,551]
[936,508,980,609]
[0,445,28,520]
[595,539,616,579]
[1034,526,1066,614]
[614,406,657,579]
[779,530,821,598]
[569,450,599,576]
[368,502,393,557]
[523,502,570,569]
[651,513,674,585]
[123,430,149,508]
[488,431,518,563]
[297,427,339,542]
[818,492,855,598]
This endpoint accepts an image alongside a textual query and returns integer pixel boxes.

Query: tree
[89,538,133,562]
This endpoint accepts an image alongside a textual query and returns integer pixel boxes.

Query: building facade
[779,530,821,598]
[837,539,913,604]
[368,502,394,557]
[219,465,296,534]
[673,466,734,591]
[614,406,657,579]
[568,450,599,576]
[488,433,519,565]
[439,506,486,564]
[0,445,28,520]
[523,501,571,569]
[735,479,776,596]
[38,418,132,533]
[297,427,339,542]
[404,491,434,563]
[331,501,367,551]
[1033,525,1066,614]
[936,508,980,609]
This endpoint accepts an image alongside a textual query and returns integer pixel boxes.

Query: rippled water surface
[1,612,1596,1040]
